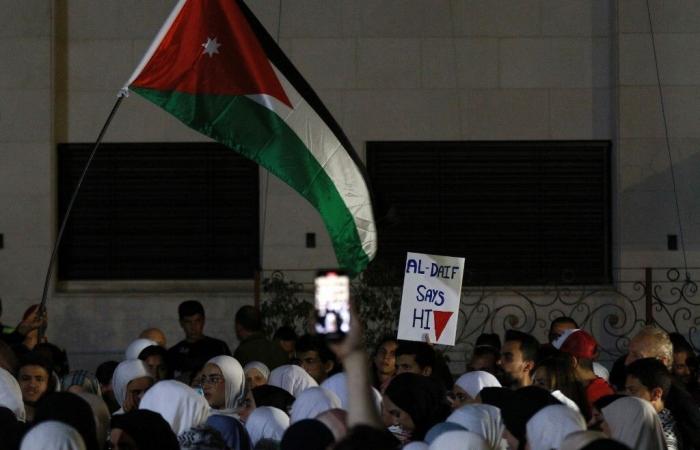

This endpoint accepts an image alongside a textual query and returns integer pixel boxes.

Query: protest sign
[397,252,465,346]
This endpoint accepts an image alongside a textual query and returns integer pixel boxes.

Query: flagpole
[38,94,125,340]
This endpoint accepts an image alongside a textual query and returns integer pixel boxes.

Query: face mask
[388,424,412,444]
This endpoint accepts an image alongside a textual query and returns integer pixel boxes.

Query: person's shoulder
[587,376,614,396]
[168,339,189,352]
[200,336,231,352]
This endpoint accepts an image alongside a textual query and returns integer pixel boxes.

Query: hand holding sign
[397,252,465,346]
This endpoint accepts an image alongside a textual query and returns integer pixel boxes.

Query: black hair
[295,334,335,363]
[475,333,501,351]
[273,325,298,341]
[534,353,591,420]
[504,330,540,363]
[235,305,263,332]
[19,352,57,393]
[95,360,119,386]
[626,357,672,401]
[550,316,579,331]
[334,425,401,450]
[472,345,500,360]
[178,300,205,319]
[373,335,398,356]
[35,392,99,450]
[33,342,70,378]
[593,394,627,411]
[669,332,695,355]
[395,341,435,370]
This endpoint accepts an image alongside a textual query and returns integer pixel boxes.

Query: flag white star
[201,37,221,58]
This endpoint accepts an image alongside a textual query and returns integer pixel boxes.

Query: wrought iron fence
[454,267,700,366]
[257,267,700,368]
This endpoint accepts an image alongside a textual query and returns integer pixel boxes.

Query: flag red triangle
[131,0,291,107]
[433,310,453,342]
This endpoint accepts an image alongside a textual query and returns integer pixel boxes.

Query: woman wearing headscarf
[61,370,102,396]
[34,392,100,450]
[382,373,452,444]
[203,355,246,417]
[560,430,608,450]
[600,396,666,450]
[111,360,154,414]
[110,409,179,450]
[20,421,86,450]
[279,419,334,450]
[525,404,586,450]
[75,393,110,450]
[139,379,210,437]
[244,361,270,389]
[500,386,560,450]
[425,422,467,444]
[321,372,382,411]
[477,387,514,410]
[124,338,158,361]
[451,371,502,409]
[447,404,506,450]
[245,406,289,447]
[428,430,490,450]
[206,414,254,450]
[0,367,25,422]
[138,345,171,381]
[251,384,296,415]
[289,386,341,424]
[268,364,318,397]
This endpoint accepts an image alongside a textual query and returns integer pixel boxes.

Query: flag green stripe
[132,87,369,274]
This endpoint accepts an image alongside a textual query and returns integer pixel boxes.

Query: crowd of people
[0,298,699,450]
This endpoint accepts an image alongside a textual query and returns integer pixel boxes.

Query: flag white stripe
[247,66,377,259]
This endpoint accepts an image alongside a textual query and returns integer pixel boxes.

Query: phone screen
[314,270,350,337]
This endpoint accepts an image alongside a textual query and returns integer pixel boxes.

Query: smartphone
[314,269,350,340]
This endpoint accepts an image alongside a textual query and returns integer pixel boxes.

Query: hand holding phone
[314,270,350,340]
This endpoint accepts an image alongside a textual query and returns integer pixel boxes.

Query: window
[367,141,611,285]
[57,143,259,280]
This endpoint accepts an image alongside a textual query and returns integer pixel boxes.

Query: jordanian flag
[123,0,376,275]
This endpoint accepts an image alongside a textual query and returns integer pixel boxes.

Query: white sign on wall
[397,252,465,346]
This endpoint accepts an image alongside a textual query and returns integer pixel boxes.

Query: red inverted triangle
[433,310,453,342]
[131,0,291,107]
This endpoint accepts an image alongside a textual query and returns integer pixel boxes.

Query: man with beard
[498,330,539,389]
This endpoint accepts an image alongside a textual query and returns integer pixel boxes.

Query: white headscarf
[245,406,290,445]
[526,404,586,450]
[268,365,318,397]
[320,372,382,411]
[111,359,153,407]
[244,361,270,381]
[429,430,490,450]
[447,404,505,450]
[0,367,25,422]
[560,430,608,450]
[601,396,666,450]
[139,380,210,436]
[592,362,609,381]
[289,386,341,423]
[20,421,86,450]
[551,390,581,413]
[404,442,430,450]
[207,355,246,412]
[124,338,158,360]
[454,371,502,399]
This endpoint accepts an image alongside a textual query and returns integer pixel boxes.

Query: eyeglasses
[200,374,224,385]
